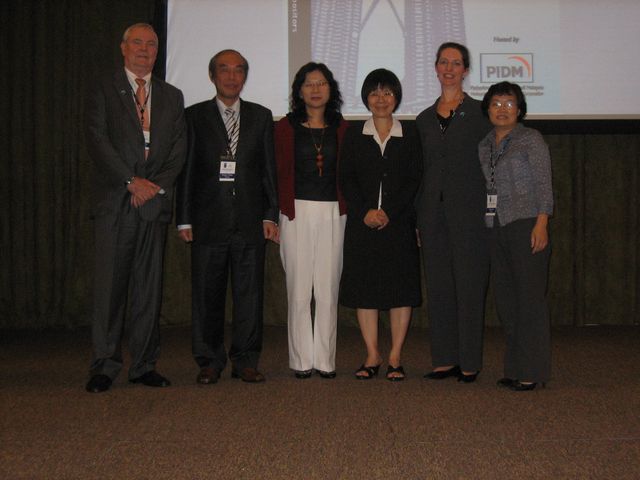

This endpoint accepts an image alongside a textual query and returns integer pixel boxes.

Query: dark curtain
[0,0,156,327]
[1,1,639,329]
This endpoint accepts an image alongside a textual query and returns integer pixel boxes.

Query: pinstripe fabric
[224,107,239,156]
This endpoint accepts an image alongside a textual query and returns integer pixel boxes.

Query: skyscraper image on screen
[310,0,466,115]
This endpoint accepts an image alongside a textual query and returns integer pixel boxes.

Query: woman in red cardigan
[274,62,348,379]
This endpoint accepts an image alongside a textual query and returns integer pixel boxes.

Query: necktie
[135,78,150,131]
[224,107,239,156]
[135,78,150,159]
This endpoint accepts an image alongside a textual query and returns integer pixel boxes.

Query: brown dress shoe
[231,367,265,383]
[196,367,220,385]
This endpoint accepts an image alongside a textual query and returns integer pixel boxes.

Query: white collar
[124,67,151,89]
[216,97,240,116]
[362,117,403,137]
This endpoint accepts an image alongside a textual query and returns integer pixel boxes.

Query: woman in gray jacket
[416,43,492,383]
[479,81,553,391]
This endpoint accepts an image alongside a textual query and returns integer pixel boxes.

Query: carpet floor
[1,325,639,479]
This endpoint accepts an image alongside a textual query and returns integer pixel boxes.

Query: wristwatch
[125,176,135,185]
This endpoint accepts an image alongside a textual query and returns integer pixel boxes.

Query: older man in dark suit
[84,23,186,393]
[176,49,278,384]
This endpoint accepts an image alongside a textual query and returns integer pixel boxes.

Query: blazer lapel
[114,70,141,129]
[147,77,166,162]
[204,100,229,147]
[236,99,253,160]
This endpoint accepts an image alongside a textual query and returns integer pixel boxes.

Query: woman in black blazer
[339,69,422,381]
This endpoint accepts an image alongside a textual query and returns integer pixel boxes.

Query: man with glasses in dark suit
[176,49,278,385]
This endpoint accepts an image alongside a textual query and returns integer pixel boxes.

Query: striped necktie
[224,107,239,156]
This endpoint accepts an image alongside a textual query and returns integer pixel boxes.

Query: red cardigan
[274,116,349,221]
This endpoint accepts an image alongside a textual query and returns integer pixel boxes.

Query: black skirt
[339,213,421,310]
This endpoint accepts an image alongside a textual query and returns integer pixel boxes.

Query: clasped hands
[127,177,161,208]
[364,209,389,230]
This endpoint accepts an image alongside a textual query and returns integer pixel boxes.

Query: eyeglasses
[490,100,517,110]
[368,89,395,98]
[302,81,329,89]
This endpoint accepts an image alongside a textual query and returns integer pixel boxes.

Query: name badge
[485,190,497,227]
[219,156,236,182]
[486,193,497,216]
[143,130,151,151]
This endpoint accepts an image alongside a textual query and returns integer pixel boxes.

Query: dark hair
[360,68,402,112]
[435,42,470,69]
[481,81,527,121]
[208,49,249,79]
[289,62,343,124]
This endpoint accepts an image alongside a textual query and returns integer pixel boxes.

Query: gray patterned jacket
[478,123,553,226]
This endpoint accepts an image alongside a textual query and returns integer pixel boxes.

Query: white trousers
[279,200,346,372]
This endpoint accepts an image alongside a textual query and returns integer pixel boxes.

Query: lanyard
[132,85,151,126]
[489,136,511,191]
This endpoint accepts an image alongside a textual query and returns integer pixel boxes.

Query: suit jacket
[85,69,187,222]
[414,94,491,231]
[176,98,278,245]
[339,121,422,225]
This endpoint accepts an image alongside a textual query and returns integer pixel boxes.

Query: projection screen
[166,0,640,119]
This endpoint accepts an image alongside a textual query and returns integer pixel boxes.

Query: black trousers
[491,217,551,383]
[191,232,265,372]
[420,208,490,372]
[90,209,166,380]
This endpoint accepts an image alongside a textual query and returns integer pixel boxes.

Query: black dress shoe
[423,365,461,380]
[316,370,336,379]
[231,367,266,383]
[86,374,112,393]
[458,371,479,383]
[294,369,313,379]
[129,370,171,387]
[196,367,221,385]
[510,381,544,391]
[497,377,516,388]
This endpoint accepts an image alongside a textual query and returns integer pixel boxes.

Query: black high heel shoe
[497,377,516,388]
[386,365,405,382]
[354,364,381,380]
[457,371,479,383]
[510,381,545,391]
[423,365,461,380]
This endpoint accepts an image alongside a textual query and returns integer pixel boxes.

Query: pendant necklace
[307,123,326,176]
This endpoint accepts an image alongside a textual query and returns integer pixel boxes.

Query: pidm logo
[480,53,534,83]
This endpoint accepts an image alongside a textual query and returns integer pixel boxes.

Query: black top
[436,112,453,134]
[293,122,338,201]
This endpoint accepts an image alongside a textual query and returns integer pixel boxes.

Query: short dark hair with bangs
[360,69,402,112]
[481,81,527,122]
